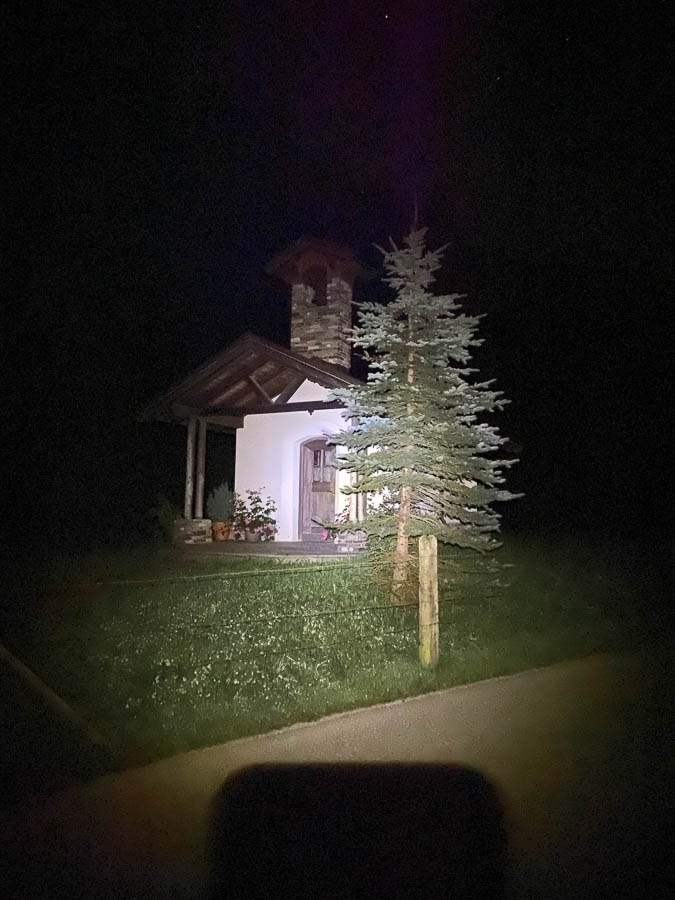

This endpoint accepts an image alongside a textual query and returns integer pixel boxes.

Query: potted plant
[233,489,278,541]
[206,482,235,540]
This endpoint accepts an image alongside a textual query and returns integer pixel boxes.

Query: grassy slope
[0,659,113,818]
[1,535,662,769]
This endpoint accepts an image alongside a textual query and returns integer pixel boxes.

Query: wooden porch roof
[139,333,362,429]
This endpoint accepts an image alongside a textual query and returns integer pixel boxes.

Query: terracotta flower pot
[212,522,232,541]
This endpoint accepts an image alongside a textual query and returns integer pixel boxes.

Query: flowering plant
[334,505,350,525]
[233,489,278,540]
[321,505,350,541]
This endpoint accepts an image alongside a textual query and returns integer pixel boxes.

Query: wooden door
[300,439,336,541]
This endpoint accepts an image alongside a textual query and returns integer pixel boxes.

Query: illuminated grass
[1,536,658,766]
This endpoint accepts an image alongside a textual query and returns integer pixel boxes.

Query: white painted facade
[234,380,351,541]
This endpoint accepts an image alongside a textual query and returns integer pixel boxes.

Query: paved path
[4,650,672,898]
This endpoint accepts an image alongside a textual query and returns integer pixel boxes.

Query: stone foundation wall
[173,517,213,545]
[336,532,367,553]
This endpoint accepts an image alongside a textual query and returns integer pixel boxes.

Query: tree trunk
[391,484,412,603]
[390,346,416,604]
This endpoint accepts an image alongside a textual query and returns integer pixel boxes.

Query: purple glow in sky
[263,1,476,232]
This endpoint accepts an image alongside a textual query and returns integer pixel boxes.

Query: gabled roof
[139,333,362,427]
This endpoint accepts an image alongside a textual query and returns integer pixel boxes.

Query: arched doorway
[299,438,336,541]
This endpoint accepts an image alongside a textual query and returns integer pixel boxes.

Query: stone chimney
[266,238,365,369]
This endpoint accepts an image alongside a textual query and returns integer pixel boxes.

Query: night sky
[4,0,671,555]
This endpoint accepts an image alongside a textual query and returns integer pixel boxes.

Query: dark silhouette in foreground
[208,763,507,899]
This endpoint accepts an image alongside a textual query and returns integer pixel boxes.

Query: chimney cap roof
[266,236,368,285]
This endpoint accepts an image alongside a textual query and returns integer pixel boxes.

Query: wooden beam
[172,402,202,418]
[194,418,207,519]
[247,373,275,404]
[237,342,357,389]
[274,375,304,404]
[205,414,244,430]
[165,347,260,402]
[207,357,273,406]
[171,404,242,428]
[167,398,343,423]
[183,417,197,519]
[142,333,362,425]
[208,400,345,417]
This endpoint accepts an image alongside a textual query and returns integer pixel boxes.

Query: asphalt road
[4,647,672,898]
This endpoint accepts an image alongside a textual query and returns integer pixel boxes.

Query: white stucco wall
[234,380,351,541]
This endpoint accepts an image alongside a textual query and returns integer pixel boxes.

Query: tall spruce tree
[330,228,519,600]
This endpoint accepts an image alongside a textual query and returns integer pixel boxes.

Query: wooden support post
[418,535,439,669]
[357,488,366,523]
[194,417,207,519]
[349,419,359,524]
[183,416,197,519]
[349,471,358,523]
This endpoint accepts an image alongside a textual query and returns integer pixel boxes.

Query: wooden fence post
[418,535,439,669]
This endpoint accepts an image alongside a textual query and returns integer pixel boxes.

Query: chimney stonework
[290,276,352,368]
[266,238,365,372]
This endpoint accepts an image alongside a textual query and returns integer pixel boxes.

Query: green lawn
[1,535,659,768]
[0,658,113,817]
